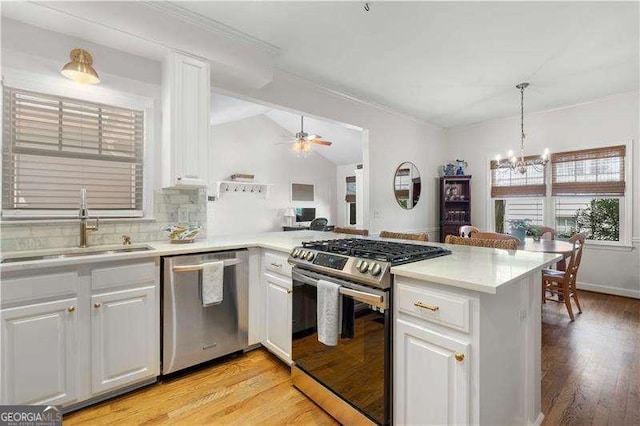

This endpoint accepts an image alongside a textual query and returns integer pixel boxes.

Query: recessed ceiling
[175,1,639,128]
[211,93,363,166]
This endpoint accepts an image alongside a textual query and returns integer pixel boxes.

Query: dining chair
[333,226,369,236]
[472,231,520,241]
[445,235,519,250]
[541,233,586,321]
[379,231,428,242]
[459,225,480,238]
[535,226,557,241]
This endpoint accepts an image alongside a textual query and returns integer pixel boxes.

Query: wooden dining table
[519,237,576,270]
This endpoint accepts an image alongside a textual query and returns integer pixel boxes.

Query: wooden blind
[2,87,144,215]
[490,155,546,197]
[551,145,625,195]
[345,175,356,203]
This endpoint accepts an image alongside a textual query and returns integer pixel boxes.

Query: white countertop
[1,231,561,294]
[391,244,561,293]
[0,231,329,273]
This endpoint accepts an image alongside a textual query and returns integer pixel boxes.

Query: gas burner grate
[301,238,451,265]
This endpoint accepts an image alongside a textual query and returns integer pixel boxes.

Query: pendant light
[494,82,549,174]
[61,49,100,84]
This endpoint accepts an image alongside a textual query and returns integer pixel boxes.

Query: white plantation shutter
[2,87,144,217]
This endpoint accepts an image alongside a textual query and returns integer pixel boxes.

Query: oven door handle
[292,270,386,309]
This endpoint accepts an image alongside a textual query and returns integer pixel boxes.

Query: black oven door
[291,268,391,425]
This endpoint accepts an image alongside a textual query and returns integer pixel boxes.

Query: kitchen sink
[1,245,155,264]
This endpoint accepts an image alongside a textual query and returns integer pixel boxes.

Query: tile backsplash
[0,188,207,252]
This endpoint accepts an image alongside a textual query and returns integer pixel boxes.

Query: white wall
[335,162,360,227]
[447,93,640,298]
[217,71,447,239]
[207,114,337,235]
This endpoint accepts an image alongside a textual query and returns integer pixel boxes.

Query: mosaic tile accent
[0,188,207,252]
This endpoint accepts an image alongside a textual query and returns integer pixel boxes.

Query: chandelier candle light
[494,82,549,174]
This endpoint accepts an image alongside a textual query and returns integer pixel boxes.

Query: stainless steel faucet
[79,188,99,248]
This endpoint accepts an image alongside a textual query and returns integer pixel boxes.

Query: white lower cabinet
[395,318,470,425]
[0,259,159,409]
[264,273,292,363]
[91,286,157,394]
[1,298,80,406]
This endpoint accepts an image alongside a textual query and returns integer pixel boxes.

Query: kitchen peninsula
[0,231,558,425]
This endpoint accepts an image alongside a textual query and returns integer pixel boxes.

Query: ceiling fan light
[61,49,100,84]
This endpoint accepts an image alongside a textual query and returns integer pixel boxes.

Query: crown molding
[273,68,444,131]
[446,90,640,132]
[143,1,280,56]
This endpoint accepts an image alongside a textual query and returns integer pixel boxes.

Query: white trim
[584,241,634,252]
[577,281,640,300]
[632,237,640,244]
[142,1,280,55]
[450,91,639,132]
[272,69,443,130]
[0,217,157,226]
[529,412,545,426]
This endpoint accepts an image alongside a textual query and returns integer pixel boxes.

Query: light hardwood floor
[66,290,639,425]
[64,349,337,425]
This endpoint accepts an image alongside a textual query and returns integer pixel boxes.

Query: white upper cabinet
[162,51,211,187]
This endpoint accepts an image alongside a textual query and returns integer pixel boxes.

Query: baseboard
[577,281,640,299]
[530,412,545,426]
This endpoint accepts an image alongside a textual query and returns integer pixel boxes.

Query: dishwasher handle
[173,258,241,272]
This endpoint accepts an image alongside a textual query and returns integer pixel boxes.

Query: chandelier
[494,82,549,174]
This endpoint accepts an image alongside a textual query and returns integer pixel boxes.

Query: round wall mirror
[394,162,421,209]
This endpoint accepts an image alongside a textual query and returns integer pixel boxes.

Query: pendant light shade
[61,49,100,84]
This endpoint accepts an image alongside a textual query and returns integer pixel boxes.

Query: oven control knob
[305,251,315,261]
[292,249,299,258]
[370,263,382,276]
[358,261,369,273]
[299,250,307,259]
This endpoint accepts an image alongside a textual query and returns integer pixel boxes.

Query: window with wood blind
[2,87,144,218]
[490,156,546,197]
[551,145,625,195]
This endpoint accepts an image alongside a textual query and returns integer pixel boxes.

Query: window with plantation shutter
[2,87,144,217]
[551,145,625,196]
[490,156,546,197]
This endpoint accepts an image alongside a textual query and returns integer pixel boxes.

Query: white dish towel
[201,261,224,307]
[317,279,341,346]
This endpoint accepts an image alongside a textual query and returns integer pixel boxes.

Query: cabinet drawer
[397,283,470,333]
[1,271,79,307]
[91,261,157,291]
[264,252,291,278]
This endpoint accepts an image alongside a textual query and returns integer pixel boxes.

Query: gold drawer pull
[414,301,439,312]
[270,263,282,268]
[67,306,75,313]
[94,302,102,309]
[455,352,465,362]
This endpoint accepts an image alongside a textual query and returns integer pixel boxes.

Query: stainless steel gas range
[288,238,451,425]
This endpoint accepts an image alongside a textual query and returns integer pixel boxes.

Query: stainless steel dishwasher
[162,249,249,375]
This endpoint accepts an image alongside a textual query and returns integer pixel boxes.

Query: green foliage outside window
[559,198,619,241]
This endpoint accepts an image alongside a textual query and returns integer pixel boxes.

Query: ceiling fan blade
[312,140,332,146]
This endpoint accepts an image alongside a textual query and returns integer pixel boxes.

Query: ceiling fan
[278,116,332,155]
